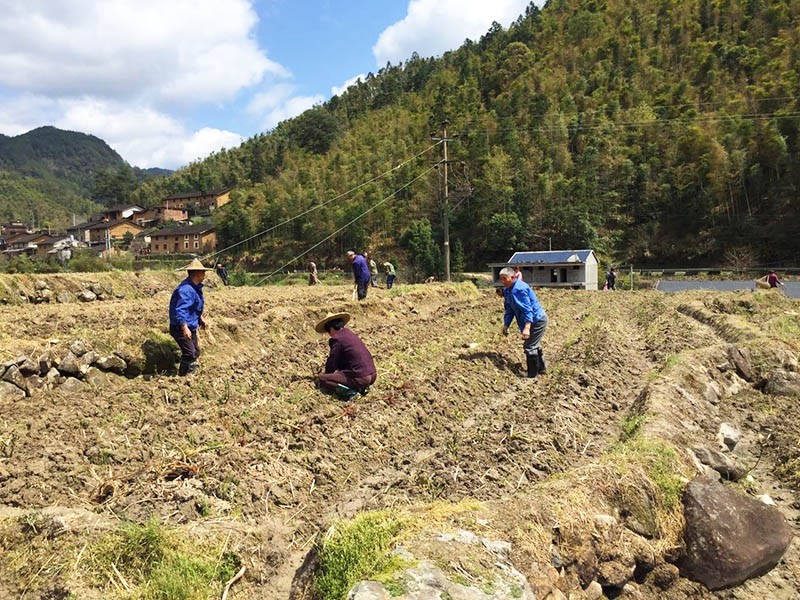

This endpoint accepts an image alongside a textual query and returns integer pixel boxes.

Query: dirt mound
[0,277,797,599]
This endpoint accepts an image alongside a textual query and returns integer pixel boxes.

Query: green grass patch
[88,519,240,600]
[620,414,646,441]
[315,511,409,600]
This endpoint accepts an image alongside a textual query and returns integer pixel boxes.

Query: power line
[200,140,442,263]
[251,165,437,287]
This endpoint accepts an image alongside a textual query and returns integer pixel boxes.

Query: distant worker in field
[347,250,371,300]
[499,266,548,378]
[605,266,617,290]
[767,270,785,288]
[383,261,396,289]
[169,259,213,376]
[314,312,377,400]
[308,260,320,286]
[365,252,379,287]
[215,262,229,286]
[513,265,523,281]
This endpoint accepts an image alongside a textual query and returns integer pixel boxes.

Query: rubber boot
[178,360,191,376]
[537,348,547,374]
[526,353,540,378]
[335,384,359,400]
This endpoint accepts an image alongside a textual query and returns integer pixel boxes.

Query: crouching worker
[169,259,212,375]
[315,312,377,400]
[499,267,548,378]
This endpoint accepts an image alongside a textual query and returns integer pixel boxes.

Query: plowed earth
[0,276,797,599]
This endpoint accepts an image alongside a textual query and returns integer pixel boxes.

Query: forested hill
[137,0,800,270]
[0,127,173,228]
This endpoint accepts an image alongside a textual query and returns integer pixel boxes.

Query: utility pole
[432,120,454,281]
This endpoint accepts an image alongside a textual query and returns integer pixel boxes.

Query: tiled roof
[163,188,230,201]
[149,223,214,237]
[508,250,595,264]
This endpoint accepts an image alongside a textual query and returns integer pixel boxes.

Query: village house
[2,231,51,256]
[161,188,231,213]
[34,234,75,258]
[149,223,216,255]
[68,219,144,246]
[490,249,600,290]
[89,204,144,223]
[133,206,189,227]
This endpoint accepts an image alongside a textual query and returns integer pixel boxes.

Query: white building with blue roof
[489,249,599,290]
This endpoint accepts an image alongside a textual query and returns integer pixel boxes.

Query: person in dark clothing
[169,259,212,375]
[499,267,548,378]
[767,270,785,288]
[315,312,377,399]
[347,250,371,300]
[215,262,229,286]
[605,267,617,290]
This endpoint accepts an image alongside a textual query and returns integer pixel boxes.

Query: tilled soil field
[0,275,798,599]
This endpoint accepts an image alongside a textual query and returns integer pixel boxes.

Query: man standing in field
[499,266,548,378]
[169,259,212,376]
[383,261,396,289]
[347,250,371,300]
[366,252,379,287]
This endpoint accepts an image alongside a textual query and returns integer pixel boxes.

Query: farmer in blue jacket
[499,267,548,377]
[347,250,371,300]
[169,259,212,375]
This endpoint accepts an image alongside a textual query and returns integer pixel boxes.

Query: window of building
[184,241,189,249]
[194,241,199,249]
[193,234,198,239]
[184,235,189,240]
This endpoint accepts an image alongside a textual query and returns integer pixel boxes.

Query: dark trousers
[318,371,376,393]
[522,314,548,356]
[170,325,200,374]
[386,274,396,289]
[356,280,369,300]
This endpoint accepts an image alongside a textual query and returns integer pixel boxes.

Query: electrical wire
[251,165,437,287]
[199,140,441,263]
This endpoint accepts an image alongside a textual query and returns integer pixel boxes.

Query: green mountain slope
[140,0,800,270]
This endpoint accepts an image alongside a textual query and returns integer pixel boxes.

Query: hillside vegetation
[126,0,800,271]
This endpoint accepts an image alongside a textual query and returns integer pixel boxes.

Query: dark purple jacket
[351,254,371,284]
[326,327,376,378]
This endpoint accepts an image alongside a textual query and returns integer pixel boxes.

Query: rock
[45,367,61,383]
[56,292,72,304]
[80,351,99,371]
[15,355,38,375]
[584,581,603,600]
[39,288,54,302]
[597,560,634,589]
[647,563,679,589]
[619,582,643,598]
[763,369,800,396]
[691,446,746,481]
[717,423,741,451]
[57,352,85,377]
[0,381,25,401]
[95,355,127,373]
[703,381,721,405]
[69,340,88,357]
[84,367,110,387]
[77,290,97,302]
[679,476,794,590]
[59,377,87,393]
[34,279,49,291]
[2,365,26,390]
[89,283,107,296]
[347,581,389,600]
[26,375,46,395]
[727,346,755,382]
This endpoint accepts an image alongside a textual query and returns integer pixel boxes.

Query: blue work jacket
[351,254,371,284]
[169,278,205,328]
[503,279,546,332]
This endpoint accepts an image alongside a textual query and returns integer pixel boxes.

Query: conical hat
[314,312,351,333]
[182,258,213,271]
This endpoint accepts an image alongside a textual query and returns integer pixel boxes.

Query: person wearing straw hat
[314,312,376,399]
[169,259,213,376]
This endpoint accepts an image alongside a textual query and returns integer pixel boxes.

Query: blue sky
[0,0,533,169]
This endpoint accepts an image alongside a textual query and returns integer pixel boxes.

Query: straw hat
[182,258,213,272]
[314,312,351,333]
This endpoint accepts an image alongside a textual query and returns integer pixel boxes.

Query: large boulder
[95,355,127,374]
[727,346,755,382]
[2,365,26,390]
[691,446,746,482]
[679,476,793,590]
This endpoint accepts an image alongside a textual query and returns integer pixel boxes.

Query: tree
[399,219,440,281]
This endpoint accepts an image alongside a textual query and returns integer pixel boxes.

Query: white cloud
[373,0,531,65]
[331,74,366,97]
[0,0,283,105]
[247,84,324,129]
